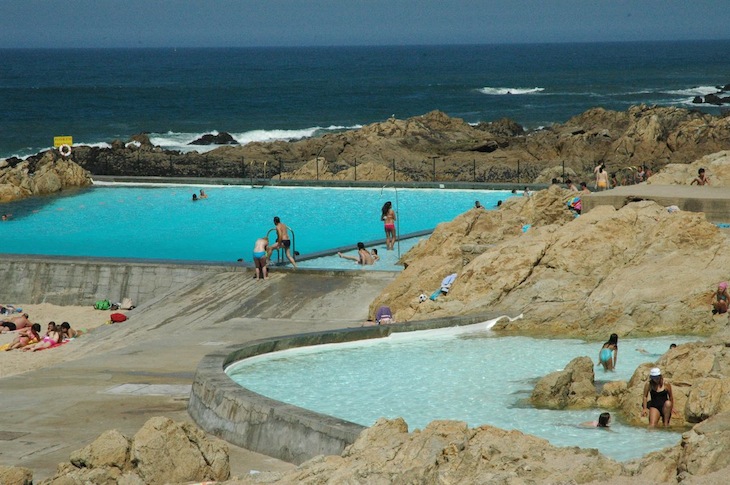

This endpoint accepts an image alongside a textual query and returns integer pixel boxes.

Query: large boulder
[246,418,626,484]
[39,417,229,485]
[531,356,597,409]
[0,466,33,485]
[0,150,92,203]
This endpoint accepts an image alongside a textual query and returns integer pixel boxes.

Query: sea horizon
[3,40,729,160]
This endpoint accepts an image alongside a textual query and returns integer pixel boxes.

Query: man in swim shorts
[0,313,32,333]
[267,216,297,268]
[252,237,269,280]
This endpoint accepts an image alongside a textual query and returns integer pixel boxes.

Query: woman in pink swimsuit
[381,201,396,250]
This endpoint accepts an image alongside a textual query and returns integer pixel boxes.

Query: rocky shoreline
[3,104,730,204]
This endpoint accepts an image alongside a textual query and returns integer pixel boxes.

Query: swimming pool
[227,323,695,461]
[0,184,512,263]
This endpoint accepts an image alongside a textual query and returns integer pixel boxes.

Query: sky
[2,0,729,48]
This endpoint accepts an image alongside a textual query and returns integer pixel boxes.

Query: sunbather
[5,323,42,351]
[0,313,32,333]
[60,322,80,339]
[23,322,61,352]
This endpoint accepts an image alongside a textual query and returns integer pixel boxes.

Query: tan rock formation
[0,150,92,203]
[648,150,730,186]
[371,186,730,339]
[531,356,597,409]
[237,418,626,484]
[0,465,33,485]
[42,105,730,184]
[39,417,229,485]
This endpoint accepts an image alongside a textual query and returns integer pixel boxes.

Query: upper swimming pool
[0,184,514,263]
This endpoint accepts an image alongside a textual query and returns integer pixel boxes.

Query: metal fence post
[392,159,396,182]
[517,160,520,184]
[279,158,282,180]
[473,159,476,182]
[432,157,436,182]
[354,158,357,181]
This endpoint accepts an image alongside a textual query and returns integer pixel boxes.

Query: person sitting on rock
[641,367,678,427]
[691,168,710,186]
[712,282,729,314]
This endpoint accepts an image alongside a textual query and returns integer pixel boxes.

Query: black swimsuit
[649,388,669,415]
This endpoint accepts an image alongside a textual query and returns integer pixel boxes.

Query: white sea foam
[147,124,361,153]
[663,86,722,96]
[478,87,545,95]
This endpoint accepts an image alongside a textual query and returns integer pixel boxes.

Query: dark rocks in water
[704,93,724,106]
[190,132,239,145]
[720,84,730,92]
[692,96,703,104]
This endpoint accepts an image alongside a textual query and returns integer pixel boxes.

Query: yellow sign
[54,136,73,147]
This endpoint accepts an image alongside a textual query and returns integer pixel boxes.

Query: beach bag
[120,297,134,310]
[110,313,127,323]
[94,299,111,310]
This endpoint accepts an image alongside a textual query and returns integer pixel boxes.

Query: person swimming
[580,412,611,428]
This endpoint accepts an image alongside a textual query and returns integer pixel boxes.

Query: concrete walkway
[582,184,730,222]
[0,269,397,481]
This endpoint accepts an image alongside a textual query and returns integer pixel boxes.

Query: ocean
[2,41,729,160]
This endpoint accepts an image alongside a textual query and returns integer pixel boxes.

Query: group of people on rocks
[1,310,81,351]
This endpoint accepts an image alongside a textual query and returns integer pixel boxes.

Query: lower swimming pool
[0,183,513,263]
[227,322,695,462]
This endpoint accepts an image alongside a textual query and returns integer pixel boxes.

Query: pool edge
[187,313,497,464]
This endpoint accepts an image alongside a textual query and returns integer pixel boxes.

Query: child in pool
[580,412,611,428]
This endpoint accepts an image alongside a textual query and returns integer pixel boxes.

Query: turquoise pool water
[227,322,697,462]
[0,184,512,263]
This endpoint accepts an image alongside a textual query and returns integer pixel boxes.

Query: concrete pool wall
[187,313,499,464]
[0,255,239,305]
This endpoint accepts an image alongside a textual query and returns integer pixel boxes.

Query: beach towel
[430,273,458,301]
[440,273,457,293]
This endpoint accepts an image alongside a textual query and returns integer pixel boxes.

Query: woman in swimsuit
[6,323,41,351]
[642,367,677,427]
[712,281,729,314]
[598,333,618,371]
[22,322,61,352]
[381,201,396,251]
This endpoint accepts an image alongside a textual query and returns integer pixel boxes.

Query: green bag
[94,299,111,310]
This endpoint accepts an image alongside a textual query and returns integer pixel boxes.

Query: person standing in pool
[267,216,297,268]
[642,367,677,427]
[252,237,269,280]
[381,201,396,250]
[598,333,618,371]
